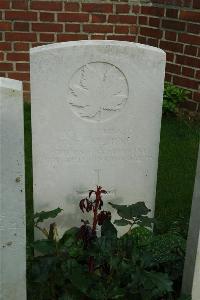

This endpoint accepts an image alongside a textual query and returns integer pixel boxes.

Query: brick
[178,33,200,46]
[162,19,185,31]
[91,34,105,39]
[7,52,29,61]
[187,23,200,34]
[140,27,162,38]
[148,38,158,47]
[5,11,37,21]
[166,8,178,19]
[65,24,80,32]
[115,25,129,34]
[193,92,200,102]
[82,3,113,13]
[138,36,147,44]
[40,12,54,22]
[152,0,191,6]
[165,31,177,41]
[149,17,160,27]
[130,25,137,34]
[5,32,37,42]
[182,66,195,77]
[31,1,62,11]
[0,42,11,51]
[57,34,88,42]
[182,100,197,111]
[196,70,200,80]
[139,16,148,25]
[166,62,181,74]
[193,0,200,9]
[0,52,4,61]
[165,73,172,82]
[92,14,106,23]
[180,11,200,23]
[16,63,30,71]
[14,22,29,31]
[65,3,79,11]
[184,45,198,56]
[108,15,137,24]
[14,42,30,51]
[116,4,130,14]
[0,22,12,31]
[173,76,199,89]
[166,51,174,62]
[32,23,63,32]
[12,1,28,10]
[23,81,30,91]
[0,73,6,77]
[132,5,140,14]
[83,24,113,33]
[176,55,200,68]
[40,33,54,42]
[0,0,10,9]
[0,63,13,71]
[9,72,30,81]
[141,6,164,17]
[58,13,89,22]
[160,40,183,53]
[31,43,46,48]
[107,35,135,42]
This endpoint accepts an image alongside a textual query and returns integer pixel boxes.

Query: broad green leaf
[101,219,117,238]
[59,227,79,244]
[32,239,56,255]
[143,271,173,295]
[34,207,63,224]
[137,216,154,228]
[109,202,150,219]
[114,219,132,226]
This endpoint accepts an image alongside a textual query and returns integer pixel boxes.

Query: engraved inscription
[68,62,129,122]
[42,129,153,164]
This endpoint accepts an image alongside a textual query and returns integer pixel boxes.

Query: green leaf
[137,216,154,228]
[32,239,56,255]
[59,227,79,244]
[59,227,83,258]
[114,219,132,226]
[109,202,150,219]
[101,219,117,238]
[34,207,63,224]
[143,271,173,295]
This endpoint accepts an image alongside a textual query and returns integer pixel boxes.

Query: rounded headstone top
[0,77,22,91]
[30,40,166,58]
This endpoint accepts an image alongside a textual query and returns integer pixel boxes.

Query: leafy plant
[163,82,190,115]
[28,186,188,300]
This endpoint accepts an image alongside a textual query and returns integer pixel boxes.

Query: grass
[155,116,199,236]
[24,103,199,243]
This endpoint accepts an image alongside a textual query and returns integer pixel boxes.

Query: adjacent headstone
[30,41,166,235]
[0,78,26,300]
[182,145,200,299]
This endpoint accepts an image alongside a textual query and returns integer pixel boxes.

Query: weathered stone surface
[182,145,200,299]
[30,40,166,235]
[0,77,26,300]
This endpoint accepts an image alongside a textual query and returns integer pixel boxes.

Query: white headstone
[0,78,26,299]
[182,145,200,299]
[30,41,166,235]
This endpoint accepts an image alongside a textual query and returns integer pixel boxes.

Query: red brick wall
[0,0,199,111]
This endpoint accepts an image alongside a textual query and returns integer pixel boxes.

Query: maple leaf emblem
[68,62,128,122]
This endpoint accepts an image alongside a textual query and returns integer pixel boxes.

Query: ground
[24,103,200,246]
